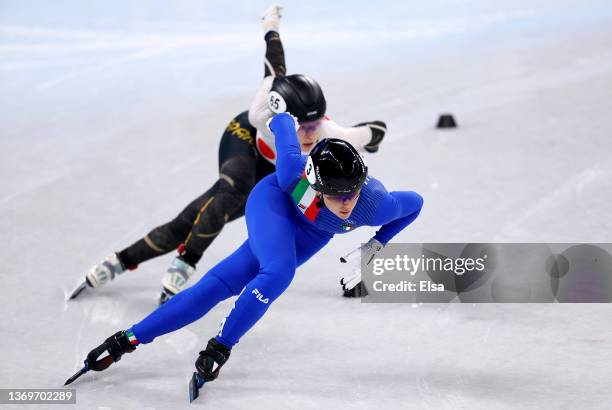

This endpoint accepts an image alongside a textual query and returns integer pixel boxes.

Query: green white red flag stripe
[126,330,139,346]
[291,177,320,222]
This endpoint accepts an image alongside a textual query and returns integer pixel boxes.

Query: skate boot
[159,257,196,305]
[64,329,139,385]
[69,253,126,300]
[195,338,231,382]
[86,330,138,371]
[261,4,283,34]
[189,338,231,401]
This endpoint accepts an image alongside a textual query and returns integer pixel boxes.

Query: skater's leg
[154,112,261,301]
[130,240,259,343]
[180,157,256,266]
[115,112,258,269]
[215,182,296,347]
[215,177,330,347]
[179,111,259,266]
[117,189,213,268]
[80,192,207,291]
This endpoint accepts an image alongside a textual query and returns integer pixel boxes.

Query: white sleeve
[248,76,275,137]
[321,119,372,151]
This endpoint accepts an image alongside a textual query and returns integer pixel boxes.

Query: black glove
[86,330,136,371]
[342,281,369,298]
[355,121,387,153]
[195,338,232,382]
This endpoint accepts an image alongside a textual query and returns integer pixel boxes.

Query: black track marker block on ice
[437,114,457,129]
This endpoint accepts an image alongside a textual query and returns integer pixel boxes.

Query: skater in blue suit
[72,112,423,386]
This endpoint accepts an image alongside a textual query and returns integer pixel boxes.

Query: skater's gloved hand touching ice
[339,238,384,297]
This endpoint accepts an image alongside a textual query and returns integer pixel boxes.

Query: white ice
[1,0,612,409]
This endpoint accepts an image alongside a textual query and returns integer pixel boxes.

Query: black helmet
[305,138,368,195]
[268,74,326,123]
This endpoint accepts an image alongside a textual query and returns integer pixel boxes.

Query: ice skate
[158,257,196,304]
[68,253,126,300]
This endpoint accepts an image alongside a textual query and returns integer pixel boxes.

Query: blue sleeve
[372,191,423,245]
[268,113,305,192]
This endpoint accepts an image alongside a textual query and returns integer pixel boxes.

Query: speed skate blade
[189,372,205,402]
[68,279,88,300]
[64,366,87,385]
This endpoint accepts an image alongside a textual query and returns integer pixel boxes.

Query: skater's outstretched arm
[372,189,424,245]
[322,118,388,153]
[268,113,305,191]
[340,183,423,297]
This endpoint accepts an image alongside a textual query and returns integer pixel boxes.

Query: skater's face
[322,190,361,219]
[297,120,322,152]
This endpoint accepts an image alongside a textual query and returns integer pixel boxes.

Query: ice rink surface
[1,0,612,408]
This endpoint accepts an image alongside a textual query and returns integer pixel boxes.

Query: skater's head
[322,191,361,219]
[296,119,323,152]
[269,74,326,151]
[305,138,368,219]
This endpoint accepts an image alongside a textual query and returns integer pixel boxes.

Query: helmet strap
[315,193,325,208]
